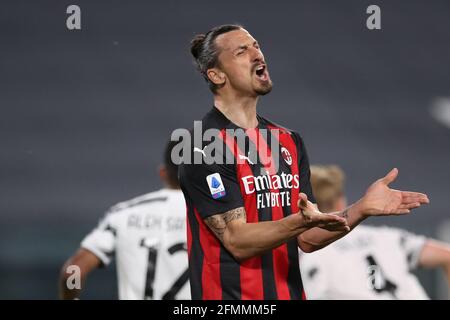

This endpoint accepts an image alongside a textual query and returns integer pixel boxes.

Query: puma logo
[238,152,255,165]
[193,146,207,157]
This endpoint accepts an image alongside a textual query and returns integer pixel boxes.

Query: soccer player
[300,165,450,299]
[178,24,429,300]
[59,141,190,300]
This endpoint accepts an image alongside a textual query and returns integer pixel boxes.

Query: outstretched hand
[297,193,350,232]
[359,168,429,216]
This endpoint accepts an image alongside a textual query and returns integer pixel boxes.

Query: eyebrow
[233,41,259,53]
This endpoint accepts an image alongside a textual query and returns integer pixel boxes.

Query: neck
[214,92,259,129]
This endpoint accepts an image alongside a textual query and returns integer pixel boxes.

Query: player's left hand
[298,193,350,232]
[359,168,430,216]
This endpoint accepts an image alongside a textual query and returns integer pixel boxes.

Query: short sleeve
[179,161,244,219]
[293,132,316,204]
[396,229,427,270]
[81,212,117,266]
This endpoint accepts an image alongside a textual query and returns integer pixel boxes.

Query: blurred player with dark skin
[300,165,450,299]
[59,141,190,300]
[179,24,429,300]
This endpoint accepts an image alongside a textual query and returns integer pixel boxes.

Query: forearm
[205,206,347,261]
[224,214,309,261]
[58,249,100,299]
[298,200,366,252]
[59,264,84,300]
[59,278,82,300]
[418,240,450,290]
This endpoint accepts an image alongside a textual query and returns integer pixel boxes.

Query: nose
[250,47,264,63]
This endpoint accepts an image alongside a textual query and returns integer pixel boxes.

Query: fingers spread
[398,202,421,210]
[314,214,347,225]
[402,196,429,204]
[393,209,411,215]
[298,193,308,208]
[401,191,429,204]
[381,168,398,185]
[299,193,308,202]
[319,225,351,232]
[402,191,428,198]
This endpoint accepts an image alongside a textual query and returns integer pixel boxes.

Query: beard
[254,80,273,96]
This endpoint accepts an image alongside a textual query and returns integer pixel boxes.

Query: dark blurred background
[1,0,449,299]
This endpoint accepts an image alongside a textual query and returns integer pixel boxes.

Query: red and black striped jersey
[179,107,315,300]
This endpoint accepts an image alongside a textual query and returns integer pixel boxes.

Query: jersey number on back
[366,254,398,298]
[140,238,189,300]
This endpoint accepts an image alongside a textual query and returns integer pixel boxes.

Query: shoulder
[369,225,410,238]
[258,115,298,136]
[353,224,420,249]
[162,189,186,205]
[107,189,170,216]
[376,225,427,247]
[258,115,306,146]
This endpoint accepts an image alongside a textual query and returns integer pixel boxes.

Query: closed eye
[235,44,249,56]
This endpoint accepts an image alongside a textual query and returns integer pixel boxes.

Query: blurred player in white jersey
[300,165,450,300]
[59,141,190,300]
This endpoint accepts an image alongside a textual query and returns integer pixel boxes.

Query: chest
[233,131,301,214]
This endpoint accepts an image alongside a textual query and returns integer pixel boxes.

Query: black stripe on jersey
[286,239,303,300]
[187,201,204,300]
[135,196,168,205]
[246,135,278,300]
[104,224,117,237]
[109,196,168,213]
[101,224,117,259]
[168,242,187,255]
[162,268,190,300]
[219,139,242,300]
[265,129,303,300]
[219,248,241,299]
[141,238,158,299]
[163,243,190,300]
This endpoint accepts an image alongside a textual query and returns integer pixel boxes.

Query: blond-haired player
[300,165,450,299]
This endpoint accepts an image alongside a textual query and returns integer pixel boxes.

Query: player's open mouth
[254,64,269,81]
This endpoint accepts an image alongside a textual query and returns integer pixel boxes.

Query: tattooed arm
[204,206,349,262]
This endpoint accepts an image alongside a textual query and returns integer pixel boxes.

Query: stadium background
[1,0,449,299]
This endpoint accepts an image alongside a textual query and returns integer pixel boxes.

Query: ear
[158,165,168,185]
[206,68,226,86]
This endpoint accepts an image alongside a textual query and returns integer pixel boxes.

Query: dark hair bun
[190,34,206,59]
